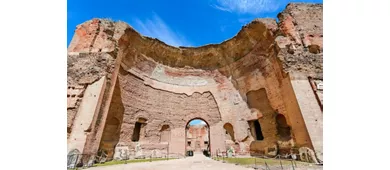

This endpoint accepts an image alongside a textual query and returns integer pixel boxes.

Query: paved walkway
[86,153,253,170]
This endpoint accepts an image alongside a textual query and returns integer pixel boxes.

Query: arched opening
[276,114,292,141]
[159,124,171,143]
[185,118,210,157]
[223,123,235,141]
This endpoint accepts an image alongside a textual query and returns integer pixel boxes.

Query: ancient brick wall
[275,3,323,78]
[118,72,222,131]
[98,68,222,159]
[275,3,323,162]
[119,73,220,136]
[67,27,121,161]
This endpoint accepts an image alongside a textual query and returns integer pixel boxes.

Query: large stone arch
[185,118,211,156]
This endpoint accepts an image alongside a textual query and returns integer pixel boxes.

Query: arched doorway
[185,118,210,157]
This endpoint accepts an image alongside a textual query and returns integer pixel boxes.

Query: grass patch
[93,158,176,167]
[212,157,311,166]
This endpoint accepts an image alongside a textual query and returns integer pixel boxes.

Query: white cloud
[133,12,192,47]
[213,0,284,14]
[211,4,233,13]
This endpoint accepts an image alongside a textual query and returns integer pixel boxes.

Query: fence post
[265,161,270,170]
[75,154,79,170]
[280,159,283,170]
[253,157,257,170]
[291,160,295,170]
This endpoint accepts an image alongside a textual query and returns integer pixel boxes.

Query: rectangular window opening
[132,122,142,142]
[248,120,264,141]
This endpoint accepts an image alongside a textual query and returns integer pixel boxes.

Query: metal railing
[67,151,186,169]
[67,153,98,169]
[67,150,322,169]
[211,150,322,170]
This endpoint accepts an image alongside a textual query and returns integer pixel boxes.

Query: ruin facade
[186,124,209,153]
[67,3,323,165]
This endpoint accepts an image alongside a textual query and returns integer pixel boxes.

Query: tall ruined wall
[67,52,116,154]
[230,3,323,160]
[67,19,127,160]
[99,69,222,158]
[275,3,323,162]
[214,37,294,156]
[118,53,270,156]
[67,18,276,160]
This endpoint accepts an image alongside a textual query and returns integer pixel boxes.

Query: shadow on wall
[276,114,292,141]
[246,88,278,156]
[99,78,125,159]
[246,88,274,116]
[159,125,171,143]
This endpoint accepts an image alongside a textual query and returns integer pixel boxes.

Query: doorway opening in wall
[248,120,264,140]
[276,114,292,141]
[132,122,142,142]
[132,118,147,142]
[185,118,210,157]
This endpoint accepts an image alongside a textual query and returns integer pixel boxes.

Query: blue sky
[68,0,322,47]
[189,119,207,126]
